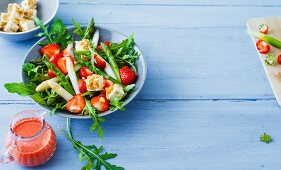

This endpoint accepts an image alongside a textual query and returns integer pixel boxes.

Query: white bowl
[0,0,59,41]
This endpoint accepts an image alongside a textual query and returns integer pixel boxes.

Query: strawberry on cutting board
[119,66,137,85]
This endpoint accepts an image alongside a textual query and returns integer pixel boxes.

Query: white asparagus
[47,81,73,101]
[92,29,100,47]
[35,77,59,92]
[66,57,80,94]
[92,53,117,79]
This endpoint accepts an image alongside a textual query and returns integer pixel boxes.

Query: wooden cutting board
[247,16,281,106]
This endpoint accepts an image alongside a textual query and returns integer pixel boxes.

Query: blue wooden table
[1,0,281,169]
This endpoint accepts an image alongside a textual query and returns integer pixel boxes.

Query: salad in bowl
[5,17,146,137]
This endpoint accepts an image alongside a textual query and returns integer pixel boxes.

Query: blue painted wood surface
[0,1,281,169]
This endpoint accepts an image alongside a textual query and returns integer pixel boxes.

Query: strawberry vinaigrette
[0,110,56,167]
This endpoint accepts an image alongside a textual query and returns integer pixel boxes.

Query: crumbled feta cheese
[4,20,19,32]
[8,3,24,20]
[21,0,37,10]
[1,13,9,23]
[75,39,91,51]
[23,9,37,19]
[19,19,35,32]
[106,84,125,101]
[85,74,104,91]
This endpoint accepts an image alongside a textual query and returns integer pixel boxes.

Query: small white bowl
[0,0,59,41]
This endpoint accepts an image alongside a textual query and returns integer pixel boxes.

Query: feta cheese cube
[4,20,19,32]
[8,3,24,20]
[75,39,91,51]
[106,84,125,101]
[85,74,104,91]
[0,13,9,23]
[21,0,37,10]
[19,19,36,32]
[23,9,37,19]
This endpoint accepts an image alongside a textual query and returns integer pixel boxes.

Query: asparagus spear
[247,30,281,48]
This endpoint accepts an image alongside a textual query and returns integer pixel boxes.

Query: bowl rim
[22,25,147,119]
[0,0,59,35]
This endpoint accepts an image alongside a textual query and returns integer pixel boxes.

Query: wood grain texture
[0,0,280,169]
[0,100,281,169]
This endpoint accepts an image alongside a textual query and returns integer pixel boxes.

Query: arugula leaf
[72,18,85,37]
[42,56,75,95]
[83,100,105,139]
[4,82,37,96]
[260,133,272,144]
[83,18,95,40]
[22,63,48,83]
[30,93,47,105]
[59,119,124,170]
[34,17,72,50]
[34,17,53,43]
[109,100,125,111]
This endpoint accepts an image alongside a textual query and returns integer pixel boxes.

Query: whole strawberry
[119,66,137,85]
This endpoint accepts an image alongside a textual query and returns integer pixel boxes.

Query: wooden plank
[56,4,281,27]
[0,25,274,101]
[61,0,281,6]
[0,100,280,169]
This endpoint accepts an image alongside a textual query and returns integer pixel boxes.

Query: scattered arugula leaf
[59,118,124,170]
[260,133,272,144]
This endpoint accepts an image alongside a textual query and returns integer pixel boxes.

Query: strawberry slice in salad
[66,94,86,114]
[40,44,60,58]
[91,95,109,112]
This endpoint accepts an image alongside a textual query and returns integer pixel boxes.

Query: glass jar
[0,110,56,167]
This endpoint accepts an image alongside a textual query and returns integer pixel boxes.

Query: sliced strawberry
[47,69,56,78]
[57,57,74,75]
[100,78,114,94]
[119,66,137,85]
[256,40,270,54]
[78,79,87,94]
[259,24,269,34]
[49,53,63,66]
[91,95,109,112]
[104,41,110,46]
[93,54,106,69]
[40,44,60,58]
[278,55,281,64]
[66,94,86,114]
[79,67,93,79]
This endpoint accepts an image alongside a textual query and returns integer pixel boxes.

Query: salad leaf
[83,18,95,40]
[30,93,47,105]
[101,43,122,82]
[265,54,277,65]
[34,17,53,43]
[43,56,75,95]
[83,100,105,139]
[72,18,85,37]
[109,100,125,111]
[22,63,48,83]
[59,118,124,170]
[4,82,37,96]
[34,17,72,50]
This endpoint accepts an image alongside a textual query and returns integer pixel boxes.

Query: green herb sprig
[260,133,272,144]
[59,118,124,170]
